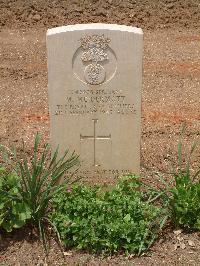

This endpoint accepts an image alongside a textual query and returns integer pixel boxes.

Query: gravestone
[47,24,143,183]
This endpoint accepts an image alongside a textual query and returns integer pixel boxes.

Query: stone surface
[47,23,143,183]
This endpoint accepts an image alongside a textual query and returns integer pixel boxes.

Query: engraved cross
[80,119,111,167]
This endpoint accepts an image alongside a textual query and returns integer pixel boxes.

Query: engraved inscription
[80,119,111,167]
[67,169,132,179]
[54,89,136,116]
[80,35,110,85]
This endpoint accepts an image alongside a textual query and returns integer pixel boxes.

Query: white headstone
[47,24,143,184]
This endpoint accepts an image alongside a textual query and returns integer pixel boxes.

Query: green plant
[50,175,165,255]
[0,167,31,232]
[148,125,200,230]
[0,134,80,253]
[169,130,200,229]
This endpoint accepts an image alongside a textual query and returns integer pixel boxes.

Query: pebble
[33,14,41,21]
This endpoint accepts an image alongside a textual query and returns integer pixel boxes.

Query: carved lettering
[54,88,136,116]
[66,169,132,178]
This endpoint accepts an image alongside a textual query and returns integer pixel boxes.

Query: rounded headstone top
[47,23,143,36]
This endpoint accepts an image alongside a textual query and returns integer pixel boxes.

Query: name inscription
[54,89,136,116]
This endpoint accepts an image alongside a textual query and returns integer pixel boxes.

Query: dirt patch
[1,228,200,265]
[145,61,200,76]
[0,0,200,30]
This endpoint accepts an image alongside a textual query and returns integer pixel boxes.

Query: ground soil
[0,0,200,265]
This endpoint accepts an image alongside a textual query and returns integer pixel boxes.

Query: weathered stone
[47,23,143,184]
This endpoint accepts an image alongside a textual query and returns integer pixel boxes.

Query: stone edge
[47,23,143,36]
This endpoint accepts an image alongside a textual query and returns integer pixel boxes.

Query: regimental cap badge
[80,34,110,51]
[80,34,111,85]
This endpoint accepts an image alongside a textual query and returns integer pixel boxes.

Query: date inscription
[67,169,132,179]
